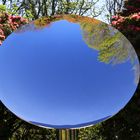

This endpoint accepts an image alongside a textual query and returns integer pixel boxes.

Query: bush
[111,0,140,55]
[0,12,28,45]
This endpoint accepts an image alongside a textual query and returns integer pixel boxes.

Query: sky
[0,20,138,129]
[92,0,108,23]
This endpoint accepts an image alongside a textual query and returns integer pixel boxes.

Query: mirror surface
[0,15,139,129]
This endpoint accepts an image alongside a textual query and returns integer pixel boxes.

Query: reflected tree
[80,17,139,84]
[15,14,139,85]
[25,14,137,65]
[81,20,137,65]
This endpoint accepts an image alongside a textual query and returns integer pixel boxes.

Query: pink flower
[11,16,21,22]
[0,29,4,35]
[10,16,14,20]
[10,24,16,30]
[112,15,119,20]
[20,18,28,23]
[128,25,135,30]
[13,22,18,25]
[112,21,118,25]
[12,16,21,19]
[127,25,140,31]
[0,24,3,28]
[117,17,124,23]
[131,14,140,20]
[8,16,12,23]
[135,26,140,31]
[0,35,5,40]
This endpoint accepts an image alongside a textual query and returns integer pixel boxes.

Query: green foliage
[0,102,57,140]
[79,124,104,140]
[7,3,19,15]
[81,22,136,65]
[0,4,6,12]
[24,10,34,19]
[1,0,103,20]
[78,91,140,140]
[100,91,140,140]
[97,32,128,64]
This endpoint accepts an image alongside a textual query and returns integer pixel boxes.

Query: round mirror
[0,15,139,129]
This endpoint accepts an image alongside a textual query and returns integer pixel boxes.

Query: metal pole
[57,129,78,140]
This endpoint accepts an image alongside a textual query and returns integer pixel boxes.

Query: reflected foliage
[16,15,139,85]
[80,20,136,65]
[17,14,137,65]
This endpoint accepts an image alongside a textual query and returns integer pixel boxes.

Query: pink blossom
[117,18,124,23]
[8,16,12,23]
[127,25,140,31]
[0,24,3,28]
[0,12,28,46]
[112,15,119,20]
[10,24,16,30]
[13,22,18,25]
[131,14,140,20]
[128,25,135,30]
[135,26,140,31]
[20,17,28,23]
[0,35,5,40]
[0,29,4,35]
[112,21,118,25]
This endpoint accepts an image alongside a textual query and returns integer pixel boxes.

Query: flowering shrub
[0,12,28,45]
[111,0,140,55]
[112,12,140,32]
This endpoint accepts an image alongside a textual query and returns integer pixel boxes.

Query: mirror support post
[56,129,78,140]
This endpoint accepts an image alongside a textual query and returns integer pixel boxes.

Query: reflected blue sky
[0,18,139,128]
[30,115,111,129]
